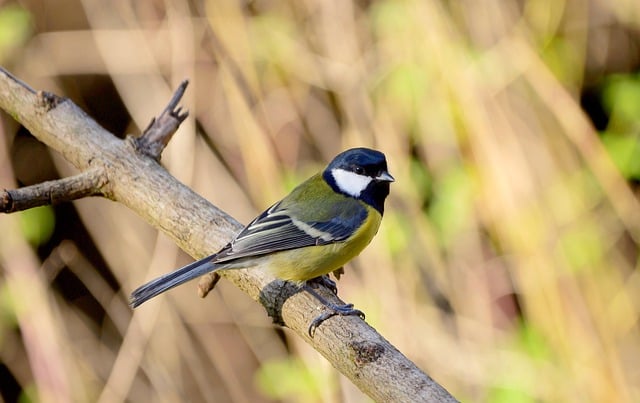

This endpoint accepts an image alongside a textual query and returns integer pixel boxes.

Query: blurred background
[0,0,639,402]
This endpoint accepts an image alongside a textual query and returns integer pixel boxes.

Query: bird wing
[212,197,368,263]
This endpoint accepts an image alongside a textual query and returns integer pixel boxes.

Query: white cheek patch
[331,168,372,197]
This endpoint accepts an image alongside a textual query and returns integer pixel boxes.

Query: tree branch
[0,67,458,402]
[0,168,107,213]
[134,80,189,160]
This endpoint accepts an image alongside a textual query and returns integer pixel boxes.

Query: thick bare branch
[0,67,458,402]
[0,168,107,213]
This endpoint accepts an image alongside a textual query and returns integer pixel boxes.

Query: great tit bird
[130,147,394,335]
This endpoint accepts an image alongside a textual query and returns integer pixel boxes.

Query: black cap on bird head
[323,148,394,214]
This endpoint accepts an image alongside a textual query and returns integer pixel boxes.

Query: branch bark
[0,67,458,402]
[0,168,107,213]
[134,79,189,160]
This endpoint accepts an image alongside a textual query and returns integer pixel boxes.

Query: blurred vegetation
[0,0,639,402]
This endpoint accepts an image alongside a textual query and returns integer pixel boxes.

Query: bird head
[323,148,394,214]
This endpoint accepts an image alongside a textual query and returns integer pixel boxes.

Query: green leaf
[603,74,640,131]
[601,132,640,180]
[19,206,55,246]
[0,5,32,62]
[488,323,550,403]
[255,357,332,401]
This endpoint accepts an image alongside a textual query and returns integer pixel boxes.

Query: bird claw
[307,275,338,295]
[307,304,365,337]
[302,280,364,337]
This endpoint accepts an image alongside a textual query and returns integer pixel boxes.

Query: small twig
[0,168,107,213]
[197,272,221,298]
[134,80,190,160]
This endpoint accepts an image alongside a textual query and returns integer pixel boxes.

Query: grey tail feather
[129,255,217,308]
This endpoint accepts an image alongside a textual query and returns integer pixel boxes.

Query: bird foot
[308,303,365,337]
[307,274,338,295]
[302,282,365,337]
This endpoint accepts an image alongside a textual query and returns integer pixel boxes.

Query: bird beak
[376,171,395,182]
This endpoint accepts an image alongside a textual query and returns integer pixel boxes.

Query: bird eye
[354,166,365,175]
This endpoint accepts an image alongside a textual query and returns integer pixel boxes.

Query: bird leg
[306,274,338,295]
[302,283,365,337]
